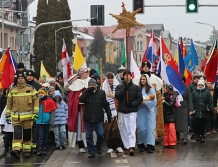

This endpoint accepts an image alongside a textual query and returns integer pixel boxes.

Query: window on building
[137,41,143,51]
[138,34,143,38]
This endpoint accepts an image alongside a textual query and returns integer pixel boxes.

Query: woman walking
[137,74,157,153]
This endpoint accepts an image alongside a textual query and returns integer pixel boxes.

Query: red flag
[201,49,218,82]
[0,47,17,88]
[62,39,72,87]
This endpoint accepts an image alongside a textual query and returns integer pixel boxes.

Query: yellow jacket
[6,83,39,121]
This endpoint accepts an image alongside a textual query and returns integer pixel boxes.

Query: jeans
[86,122,104,153]
[37,124,50,148]
[54,125,66,147]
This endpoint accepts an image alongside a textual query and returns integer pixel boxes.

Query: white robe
[118,112,137,149]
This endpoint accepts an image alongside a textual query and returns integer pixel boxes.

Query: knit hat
[92,72,100,79]
[89,69,97,77]
[193,74,200,80]
[117,66,126,73]
[142,61,151,69]
[166,83,173,91]
[197,77,205,86]
[38,88,47,95]
[26,70,35,76]
[16,71,26,80]
[123,70,132,77]
[46,78,56,84]
[88,78,97,86]
[47,86,55,93]
[18,63,24,69]
[58,72,63,78]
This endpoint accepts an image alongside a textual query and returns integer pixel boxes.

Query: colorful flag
[175,42,185,75]
[0,47,17,88]
[121,41,126,67]
[146,31,158,64]
[62,39,73,87]
[160,37,185,103]
[40,61,51,80]
[73,43,87,71]
[180,37,188,58]
[95,63,100,75]
[201,40,218,82]
[130,50,140,79]
[184,39,198,72]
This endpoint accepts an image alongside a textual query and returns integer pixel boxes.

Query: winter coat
[192,88,214,119]
[0,89,7,116]
[176,86,193,132]
[189,82,197,93]
[36,97,51,125]
[163,92,177,123]
[79,88,111,122]
[53,91,68,125]
[115,80,142,114]
[27,80,42,91]
[213,83,218,107]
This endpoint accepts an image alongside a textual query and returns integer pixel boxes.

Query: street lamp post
[1,0,10,53]
[55,25,72,54]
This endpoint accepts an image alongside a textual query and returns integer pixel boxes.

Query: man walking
[79,78,111,158]
[115,71,142,156]
[6,71,39,158]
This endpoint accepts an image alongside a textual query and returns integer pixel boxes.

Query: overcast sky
[29,0,218,42]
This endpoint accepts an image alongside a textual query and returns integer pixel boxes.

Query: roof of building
[0,18,25,29]
[73,30,94,40]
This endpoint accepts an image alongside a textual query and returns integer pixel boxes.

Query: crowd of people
[0,61,217,159]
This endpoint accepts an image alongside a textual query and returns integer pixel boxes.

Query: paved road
[1,133,218,167]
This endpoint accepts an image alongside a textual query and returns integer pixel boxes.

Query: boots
[147,144,153,154]
[138,143,144,152]
[190,133,195,140]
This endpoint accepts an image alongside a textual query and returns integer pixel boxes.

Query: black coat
[163,92,177,123]
[79,88,111,122]
[27,80,42,91]
[0,90,7,116]
[115,80,142,114]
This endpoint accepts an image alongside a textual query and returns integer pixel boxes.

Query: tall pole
[2,1,4,53]
[126,30,129,102]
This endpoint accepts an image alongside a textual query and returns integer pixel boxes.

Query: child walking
[53,90,68,149]
[36,88,58,155]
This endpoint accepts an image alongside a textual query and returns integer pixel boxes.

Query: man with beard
[26,70,42,154]
[133,61,164,145]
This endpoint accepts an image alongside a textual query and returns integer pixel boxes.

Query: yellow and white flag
[73,43,87,71]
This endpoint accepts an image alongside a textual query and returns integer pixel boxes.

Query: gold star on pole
[109,2,145,36]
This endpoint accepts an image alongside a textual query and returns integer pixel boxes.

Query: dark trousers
[195,118,206,136]
[191,116,196,133]
[86,122,104,154]
[37,124,50,149]
[3,132,13,151]
[32,122,38,148]
[206,113,216,132]
[107,138,122,150]
[78,140,85,148]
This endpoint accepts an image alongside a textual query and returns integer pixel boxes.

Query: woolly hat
[197,77,205,86]
[89,69,97,77]
[47,86,55,93]
[92,72,100,79]
[193,74,200,80]
[26,70,35,76]
[18,63,24,69]
[88,78,97,86]
[123,70,132,77]
[38,88,47,95]
[16,71,26,80]
[142,61,151,69]
[166,83,173,91]
[46,78,56,84]
[117,66,126,73]
[58,72,63,78]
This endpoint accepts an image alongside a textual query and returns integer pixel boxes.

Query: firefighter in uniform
[5,72,39,158]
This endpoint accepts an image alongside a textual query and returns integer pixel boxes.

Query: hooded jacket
[53,91,68,125]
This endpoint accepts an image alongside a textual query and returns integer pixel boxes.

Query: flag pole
[126,30,129,102]
[99,58,103,89]
[204,31,218,74]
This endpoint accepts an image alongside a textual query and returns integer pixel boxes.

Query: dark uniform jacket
[79,88,111,122]
[115,80,142,114]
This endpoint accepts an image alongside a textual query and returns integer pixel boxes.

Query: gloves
[124,85,129,91]
[126,102,133,107]
[32,114,38,121]
[6,117,11,124]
